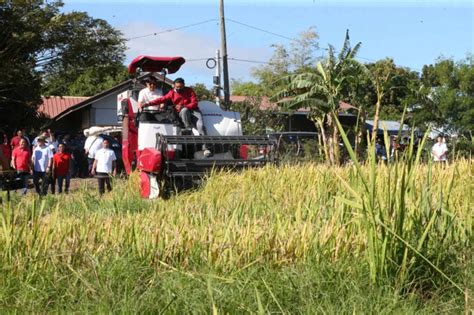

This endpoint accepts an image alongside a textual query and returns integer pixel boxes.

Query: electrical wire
[228,58,270,64]
[125,19,217,41]
[226,18,297,42]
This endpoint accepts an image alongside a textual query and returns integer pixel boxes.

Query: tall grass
[0,158,472,311]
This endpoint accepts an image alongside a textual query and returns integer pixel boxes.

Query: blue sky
[63,0,473,86]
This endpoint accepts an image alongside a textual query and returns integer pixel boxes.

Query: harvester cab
[118,55,276,198]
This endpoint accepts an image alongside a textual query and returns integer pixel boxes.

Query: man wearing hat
[137,75,166,119]
[31,136,53,196]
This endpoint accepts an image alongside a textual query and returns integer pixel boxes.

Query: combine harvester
[117,56,276,198]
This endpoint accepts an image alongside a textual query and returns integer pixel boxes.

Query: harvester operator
[139,77,206,136]
[137,76,166,120]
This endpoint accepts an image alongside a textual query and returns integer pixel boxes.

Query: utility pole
[214,49,221,108]
[219,0,230,110]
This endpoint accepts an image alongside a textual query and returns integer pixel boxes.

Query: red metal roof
[39,96,89,119]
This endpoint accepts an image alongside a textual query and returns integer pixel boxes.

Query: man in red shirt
[10,129,28,149]
[140,77,207,136]
[11,138,32,195]
[53,143,72,193]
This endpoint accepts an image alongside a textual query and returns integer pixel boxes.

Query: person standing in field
[32,130,51,147]
[431,135,448,163]
[11,138,32,195]
[10,129,29,150]
[83,129,104,176]
[53,143,72,194]
[31,136,53,196]
[91,139,117,195]
[0,132,11,167]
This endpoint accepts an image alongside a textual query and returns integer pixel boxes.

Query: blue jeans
[56,174,70,193]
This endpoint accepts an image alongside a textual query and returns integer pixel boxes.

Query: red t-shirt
[148,87,198,111]
[12,147,31,172]
[0,143,10,161]
[10,136,23,149]
[53,152,71,177]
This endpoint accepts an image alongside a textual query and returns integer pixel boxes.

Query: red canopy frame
[128,56,186,74]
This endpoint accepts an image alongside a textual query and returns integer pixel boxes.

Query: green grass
[1,160,472,313]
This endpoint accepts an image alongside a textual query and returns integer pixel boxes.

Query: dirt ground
[2,176,115,197]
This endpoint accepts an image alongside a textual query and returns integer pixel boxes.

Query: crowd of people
[0,128,117,196]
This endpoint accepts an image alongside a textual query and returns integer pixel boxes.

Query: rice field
[0,158,473,313]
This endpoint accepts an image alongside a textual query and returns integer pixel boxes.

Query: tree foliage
[41,10,127,96]
[411,56,474,136]
[229,98,285,135]
[232,27,320,97]
[272,30,365,164]
[191,83,214,101]
[0,0,127,133]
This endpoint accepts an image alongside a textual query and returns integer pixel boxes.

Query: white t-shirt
[32,145,53,172]
[138,87,163,111]
[84,136,104,159]
[95,148,117,173]
[432,142,448,161]
[48,140,59,153]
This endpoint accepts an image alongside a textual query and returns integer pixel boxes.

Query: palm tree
[273,30,367,164]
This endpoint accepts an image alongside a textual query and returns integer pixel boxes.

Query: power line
[226,18,421,72]
[226,18,297,42]
[125,19,217,41]
[228,57,270,64]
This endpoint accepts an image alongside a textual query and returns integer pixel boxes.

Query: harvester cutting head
[155,134,277,195]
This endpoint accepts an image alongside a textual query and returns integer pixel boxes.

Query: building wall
[90,94,119,126]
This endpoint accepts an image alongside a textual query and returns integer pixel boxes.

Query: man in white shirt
[91,139,117,195]
[431,135,448,162]
[32,130,50,147]
[137,76,166,121]
[31,136,53,196]
[84,129,104,176]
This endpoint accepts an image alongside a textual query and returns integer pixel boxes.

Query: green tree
[191,83,214,101]
[273,30,365,164]
[0,0,58,133]
[229,97,285,135]
[412,56,473,136]
[41,11,127,96]
[231,79,266,97]
[232,27,320,97]
[0,1,126,133]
